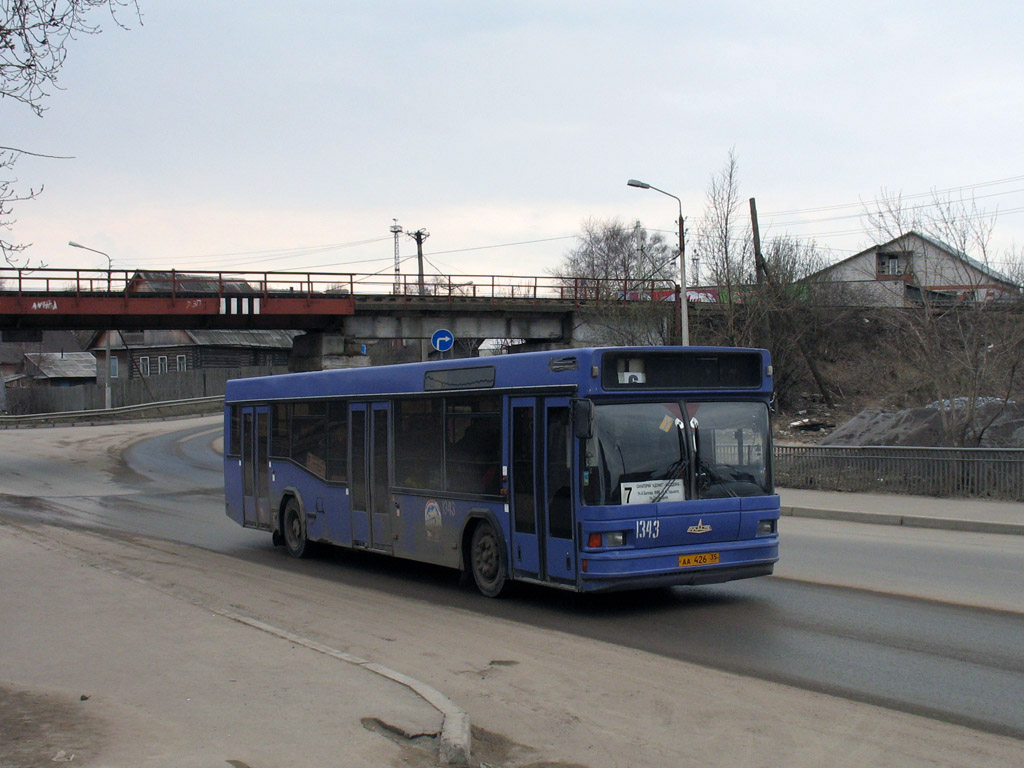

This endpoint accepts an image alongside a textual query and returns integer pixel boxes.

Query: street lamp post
[68,241,114,409]
[627,179,690,346]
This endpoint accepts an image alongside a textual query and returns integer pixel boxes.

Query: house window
[110,356,118,379]
[158,356,168,374]
[138,357,150,377]
[176,354,187,372]
[877,251,909,277]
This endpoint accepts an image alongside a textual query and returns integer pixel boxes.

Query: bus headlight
[757,519,776,535]
[588,531,626,548]
[604,531,626,547]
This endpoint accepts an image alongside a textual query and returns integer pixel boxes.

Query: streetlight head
[68,240,82,248]
[627,179,651,189]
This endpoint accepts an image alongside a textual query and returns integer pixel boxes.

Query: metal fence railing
[0,266,679,309]
[774,445,1024,501]
[0,396,224,428]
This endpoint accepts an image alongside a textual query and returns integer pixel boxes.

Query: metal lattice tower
[390,219,403,294]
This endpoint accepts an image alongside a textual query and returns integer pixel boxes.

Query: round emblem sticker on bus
[424,500,442,540]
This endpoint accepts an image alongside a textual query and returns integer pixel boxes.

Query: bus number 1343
[636,519,660,539]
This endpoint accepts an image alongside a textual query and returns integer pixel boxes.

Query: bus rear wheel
[470,521,507,597]
[282,498,309,558]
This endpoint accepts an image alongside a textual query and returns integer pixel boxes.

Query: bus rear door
[350,402,393,552]
[241,405,272,530]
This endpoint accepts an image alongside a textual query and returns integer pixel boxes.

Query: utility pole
[631,219,643,293]
[407,228,429,296]
[749,198,771,351]
[390,219,403,294]
[406,227,431,362]
[677,212,688,345]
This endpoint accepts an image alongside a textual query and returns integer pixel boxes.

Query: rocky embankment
[821,400,1024,448]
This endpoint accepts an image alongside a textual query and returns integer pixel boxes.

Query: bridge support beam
[287,310,590,371]
[340,313,571,346]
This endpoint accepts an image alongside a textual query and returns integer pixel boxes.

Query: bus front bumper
[578,537,778,592]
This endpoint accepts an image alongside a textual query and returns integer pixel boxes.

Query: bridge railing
[0,268,679,307]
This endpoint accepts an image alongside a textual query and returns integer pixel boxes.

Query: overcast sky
[6,1,1024,283]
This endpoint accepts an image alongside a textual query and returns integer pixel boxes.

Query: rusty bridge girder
[0,268,680,344]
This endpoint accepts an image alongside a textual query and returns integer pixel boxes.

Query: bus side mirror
[571,398,594,440]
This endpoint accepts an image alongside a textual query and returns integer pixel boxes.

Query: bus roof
[223,346,772,403]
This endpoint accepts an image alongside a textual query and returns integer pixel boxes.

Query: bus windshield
[581,401,771,505]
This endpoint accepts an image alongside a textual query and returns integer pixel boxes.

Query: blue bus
[223,346,779,596]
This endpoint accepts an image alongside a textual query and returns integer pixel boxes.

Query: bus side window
[292,401,328,478]
[394,398,443,489]
[444,396,501,497]
[326,401,348,483]
[271,403,290,457]
[228,406,241,457]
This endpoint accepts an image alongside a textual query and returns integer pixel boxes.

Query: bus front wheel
[282,498,309,558]
[470,521,507,597]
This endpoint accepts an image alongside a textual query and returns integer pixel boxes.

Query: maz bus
[223,346,779,596]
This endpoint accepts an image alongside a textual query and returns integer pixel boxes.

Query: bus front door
[241,405,272,530]
[510,398,542,579]
[509,397,577,585]
[543,400,577,584]
[350,402,393,552]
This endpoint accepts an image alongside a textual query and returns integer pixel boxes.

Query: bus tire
[470,521,507,597]
[282,497,309,559]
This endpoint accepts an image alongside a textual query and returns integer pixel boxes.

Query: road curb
[782,506,1024,536]
[219,611,471,767]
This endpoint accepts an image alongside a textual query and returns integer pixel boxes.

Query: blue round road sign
[431,329,455,352]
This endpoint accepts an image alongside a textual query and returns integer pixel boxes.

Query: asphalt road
[2,418,1022,741]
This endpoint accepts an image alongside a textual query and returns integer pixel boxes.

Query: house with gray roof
[23,352,97,386]
[87,329,298,379]
[807,231,1021,307]
[1,331,92,387]
[125,270,257,294]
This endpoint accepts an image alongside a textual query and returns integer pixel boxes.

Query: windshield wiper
[698,460,740,497]
[650,418,689,504]
[648,458,686,504]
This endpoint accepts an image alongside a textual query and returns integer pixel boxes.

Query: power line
[766,188,1024,228]
[97,176,1024,274]
[126,236,393,268]
[425,234,577,257]
[761,174,1024,217]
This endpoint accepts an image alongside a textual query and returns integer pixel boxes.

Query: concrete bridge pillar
[288,332,370,372]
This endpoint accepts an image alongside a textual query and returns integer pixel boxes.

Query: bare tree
[427,275,477,297]
[692,149,755,346]
[0,145,36,265]
[689,152,843,407]
[2,0,141,265]
[552,218,678,345]
[554,217,675,291]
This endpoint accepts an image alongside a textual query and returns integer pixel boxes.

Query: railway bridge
[0,268,680,369]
